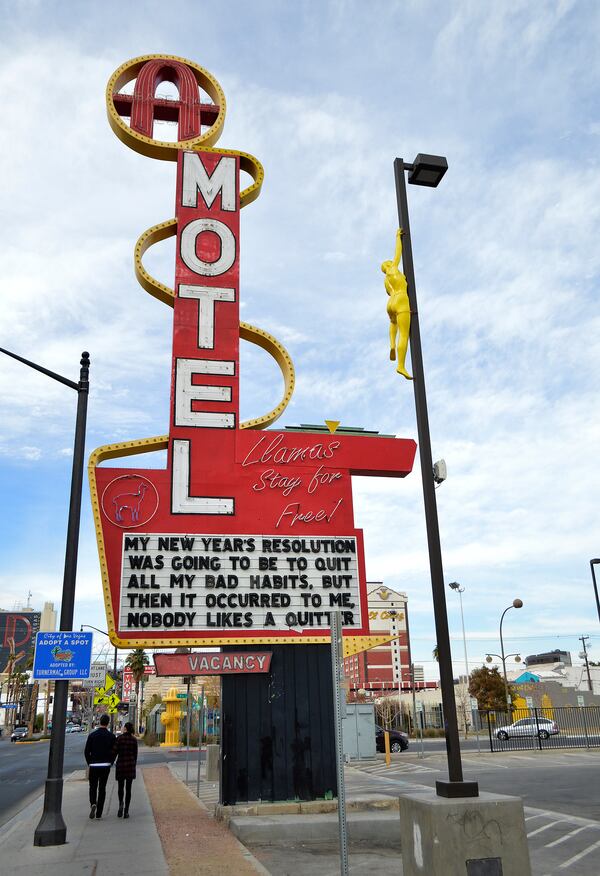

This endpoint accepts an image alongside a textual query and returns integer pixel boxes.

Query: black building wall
[220,644,337,805]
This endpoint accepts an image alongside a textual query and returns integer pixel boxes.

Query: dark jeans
[117,777,133,811]
[88,766,111,815]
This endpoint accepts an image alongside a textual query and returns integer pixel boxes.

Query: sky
[1,0,599,680]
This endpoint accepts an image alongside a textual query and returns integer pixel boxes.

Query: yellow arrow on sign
[342,635,398,657]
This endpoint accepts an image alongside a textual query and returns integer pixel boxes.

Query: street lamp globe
[512,599,523,609]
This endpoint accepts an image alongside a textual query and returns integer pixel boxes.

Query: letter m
[182,153,235,211]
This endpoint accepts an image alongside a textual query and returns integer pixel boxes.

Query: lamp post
[589,560,600,623]
[80,625,119,730]
[0,348,90,847]
[487,598,523,716]
[448,582,469,681]
[393,155,476,798]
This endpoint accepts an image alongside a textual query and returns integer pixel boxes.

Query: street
[344,749,600,874]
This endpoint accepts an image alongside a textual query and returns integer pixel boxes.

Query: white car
[66,723,83,733]
[495,717,559,740]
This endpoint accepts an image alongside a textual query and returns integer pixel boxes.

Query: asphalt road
[0,734,176,828]
[352,748,600,821]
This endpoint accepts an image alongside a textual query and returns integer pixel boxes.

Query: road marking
[558,837,600,868]
[527,820,567,838]
[525,814,546,821]
[545,825,596,848]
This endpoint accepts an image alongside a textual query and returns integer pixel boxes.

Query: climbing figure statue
[382,228,412,380]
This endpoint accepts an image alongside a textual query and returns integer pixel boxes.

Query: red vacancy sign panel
[154,651,272,675]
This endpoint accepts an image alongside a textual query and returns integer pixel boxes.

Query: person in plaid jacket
[113,722,138,818]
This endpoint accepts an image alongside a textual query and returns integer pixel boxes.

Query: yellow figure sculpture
[160,686,182,747]
[382,228,412,380]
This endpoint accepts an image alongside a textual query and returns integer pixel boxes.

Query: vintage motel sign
[90,54,417,648]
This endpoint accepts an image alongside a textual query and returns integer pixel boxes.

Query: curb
[229,811,402,848]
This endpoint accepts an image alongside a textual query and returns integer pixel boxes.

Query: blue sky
[1,0,600,677]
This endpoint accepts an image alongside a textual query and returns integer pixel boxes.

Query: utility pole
[579,636,593,692]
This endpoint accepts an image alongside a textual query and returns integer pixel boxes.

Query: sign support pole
[0,348,90,846]
[196,685,204,797]
[185,678,192,784]
[30,352,90,846]
[330,612,349,876]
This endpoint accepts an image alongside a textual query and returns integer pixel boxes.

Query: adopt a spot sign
[32,631,93,680]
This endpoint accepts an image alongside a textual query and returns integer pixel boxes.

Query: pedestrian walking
[114,721,138,818]
[84,713,116,819]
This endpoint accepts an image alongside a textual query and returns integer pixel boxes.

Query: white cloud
[1,5,599,678]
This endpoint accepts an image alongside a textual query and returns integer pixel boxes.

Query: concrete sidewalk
[0,764,269,876]
[0,769,167,876]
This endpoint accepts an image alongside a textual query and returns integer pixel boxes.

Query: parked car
[66,723,84,733]
[11,725,29,742]
[495,717,559,740]
[375,725,409,753]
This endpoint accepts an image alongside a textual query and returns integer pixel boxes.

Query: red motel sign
[90,55,416,648]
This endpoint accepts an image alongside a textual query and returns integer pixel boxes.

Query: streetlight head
[448,581,461,591]
[515,655,522,663]
[408,153,448,188]
[486,655,493,663]
[513,599,523,609]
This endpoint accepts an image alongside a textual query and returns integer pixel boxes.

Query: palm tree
[432,646,439,662]
[126,649,149,732]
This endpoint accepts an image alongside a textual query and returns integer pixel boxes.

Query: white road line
[525,814,546,821]
[527,820,568,838]
[545,825,596,848]
[558,837,600,868]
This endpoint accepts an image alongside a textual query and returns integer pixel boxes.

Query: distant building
[343,583,436,697]
[525,650,571,667]
[509,650,599,696]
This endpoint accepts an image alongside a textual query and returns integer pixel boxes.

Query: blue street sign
[32,631,93,680]
[1,703,18,709]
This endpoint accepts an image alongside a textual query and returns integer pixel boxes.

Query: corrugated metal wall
[220,644,337,805]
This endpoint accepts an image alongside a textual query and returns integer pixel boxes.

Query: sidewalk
[0,769,167,876]
[0,765,267,876]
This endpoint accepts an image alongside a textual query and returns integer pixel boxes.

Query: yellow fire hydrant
[160,686,182,747]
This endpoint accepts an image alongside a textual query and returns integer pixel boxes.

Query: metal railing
[480,706,600,751]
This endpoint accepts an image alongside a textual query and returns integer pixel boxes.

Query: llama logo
[100,474,159,528]
[113,480,147,523]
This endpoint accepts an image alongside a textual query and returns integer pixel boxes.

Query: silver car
[496,717,559,740]
[11,726,28,742]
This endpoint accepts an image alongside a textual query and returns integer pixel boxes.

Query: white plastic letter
[175,359,235,428]
[181,219,236,277]
[171,440,234,515]
[182,153,236,211]
[178,285,235,349]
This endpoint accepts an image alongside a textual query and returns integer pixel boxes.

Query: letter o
[181,218,235,277]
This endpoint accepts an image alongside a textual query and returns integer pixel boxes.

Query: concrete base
[399,790,531,876]
[206,744,220,782]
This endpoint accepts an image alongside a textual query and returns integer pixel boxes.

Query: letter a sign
[90,54,417,649]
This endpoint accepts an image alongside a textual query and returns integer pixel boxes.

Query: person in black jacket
[84,714,116,819]
[114,722,138,818]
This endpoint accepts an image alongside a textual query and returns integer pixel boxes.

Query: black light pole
[590,560,600,624]
[393,156,477,797]
[80,624,118,730]
[0,348,90,847]
[499,599,523,716]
